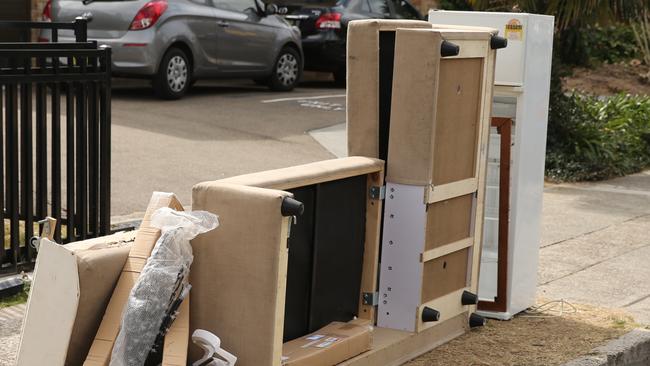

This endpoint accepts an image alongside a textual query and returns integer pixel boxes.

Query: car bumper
[301,31,346,72]
[40,29,160,76]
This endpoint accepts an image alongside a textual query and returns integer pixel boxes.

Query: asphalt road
[110,76,345,216]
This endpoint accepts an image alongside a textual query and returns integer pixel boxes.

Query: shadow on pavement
[110,73,343,101]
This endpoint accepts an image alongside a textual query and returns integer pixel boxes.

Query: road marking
[261,94,345,103]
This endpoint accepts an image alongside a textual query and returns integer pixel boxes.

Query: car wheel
[333,66,346,87]
[153,47,191,100]
[269,47,301,92]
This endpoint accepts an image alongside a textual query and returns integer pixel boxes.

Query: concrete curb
[110,204,191,232]
[562,329,650,366]
[110,211,145,232]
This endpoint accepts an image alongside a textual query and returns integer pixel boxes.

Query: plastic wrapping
[110,207,219,366]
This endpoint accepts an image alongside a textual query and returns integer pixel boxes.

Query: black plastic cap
[421,306,441,322]
[461,290,479,305]
[469,313,487,328]
[440,40,460,57]
[281,197,304,217]
[490,35,508,50]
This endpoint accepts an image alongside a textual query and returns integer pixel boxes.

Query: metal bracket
[30,217,57,252]
[369,186,385,200]
[286,216,297,245]
[362,292,379,306]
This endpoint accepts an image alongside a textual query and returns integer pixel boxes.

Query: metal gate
[0,0,31,43]
[0,19,111,275]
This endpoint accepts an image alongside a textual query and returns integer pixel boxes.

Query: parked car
[40,0,304,99]
[284,0,422,84]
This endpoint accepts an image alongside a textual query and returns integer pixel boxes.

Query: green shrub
[439,0,473,10]
[546,93,650,181]
[558,24,639,66]
[583,25,639,64]
[0,279,30,309]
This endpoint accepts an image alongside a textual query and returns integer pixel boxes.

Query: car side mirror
[266,4,278,16]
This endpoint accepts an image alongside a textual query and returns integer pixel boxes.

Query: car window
[213,0,257,13]
[362,0,389,14]
[391,0,420,19]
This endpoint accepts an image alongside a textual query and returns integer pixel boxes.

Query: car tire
[153,47,191,100]
[333,66,346,87]
[268,47,302,92]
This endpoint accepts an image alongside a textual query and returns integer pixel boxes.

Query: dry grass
[406,300,638,366]
[3,219,68,250]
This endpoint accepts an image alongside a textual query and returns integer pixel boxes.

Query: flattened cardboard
[282,320,372,366]
[162,297,190,366]
[84,192,184,366]
[17,231,136,366]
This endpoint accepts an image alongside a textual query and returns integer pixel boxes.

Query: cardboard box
[282,320,372,366]
[16,231,135,366]
[84,192,184,366]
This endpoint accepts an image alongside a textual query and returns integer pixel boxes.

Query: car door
[211,0,276,73]
[184,0,221,73]
[388,0,421,19]
[359,0,391,18]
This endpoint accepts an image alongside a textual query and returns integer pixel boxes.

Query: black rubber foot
[440,40,460,57]
[422,306,441,322]
[281,197,304,217]
[469,313,487,328]
[461,290,479,305]
[490,35,508,50]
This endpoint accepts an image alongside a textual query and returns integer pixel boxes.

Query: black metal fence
[0,19,111,274]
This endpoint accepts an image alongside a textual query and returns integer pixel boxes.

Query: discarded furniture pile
[14,16,555,366]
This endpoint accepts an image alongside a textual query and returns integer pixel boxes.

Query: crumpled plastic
[110,207,219,366]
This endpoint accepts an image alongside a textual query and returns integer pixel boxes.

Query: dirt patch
[563,62,650,96]
[406,300,638,366]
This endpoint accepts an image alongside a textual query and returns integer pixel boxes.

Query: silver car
[42,0,304,99]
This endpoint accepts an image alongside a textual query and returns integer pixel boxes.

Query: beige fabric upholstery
[346,19,432,158]
[217,156,384,190]
[385,29,443,185]
[191,183,292,366]
[64,232,136,365]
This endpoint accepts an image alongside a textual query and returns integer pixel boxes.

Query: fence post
[99,45,111,236]
[73,17,88,43]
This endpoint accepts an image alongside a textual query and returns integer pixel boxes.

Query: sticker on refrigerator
[505,19,523,41]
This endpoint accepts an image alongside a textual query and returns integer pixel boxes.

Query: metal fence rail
[0,17,88,43]
[0,20,111,274]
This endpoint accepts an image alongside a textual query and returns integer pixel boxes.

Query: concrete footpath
[539,170,650,325]
[1,167,649,363]
[311,122,650,325]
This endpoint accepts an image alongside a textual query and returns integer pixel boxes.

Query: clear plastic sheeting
[110,207,219,366]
